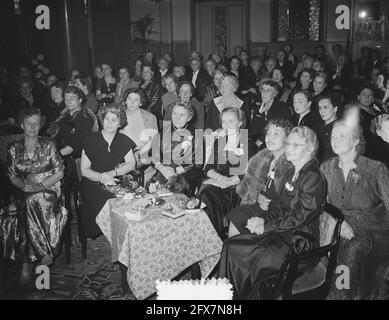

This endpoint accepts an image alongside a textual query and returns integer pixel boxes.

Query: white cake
[156,278,233,300]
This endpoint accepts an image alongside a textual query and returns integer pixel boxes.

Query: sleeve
[263,170,326,233]
[48,140,64,174]
[376,162,389,213]
[68,116,94,156]
[82,134,95,163]
[7,144,17,177]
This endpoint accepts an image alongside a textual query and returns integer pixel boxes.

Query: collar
[213,95,244,113]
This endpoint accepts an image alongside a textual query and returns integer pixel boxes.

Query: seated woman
[205,74,249,132]
[96,63,117,105]
[203,69,224,113]
[316,94,339,162]
[292,90,321,132]
[198,107,247,238]
[321,118,389,299]
[80,105,136,239]
[164,81,204,129]
[219,126,327,300]
[227,118,293,237]
[7,108,67,283]
[161,74,179,118]
[120,88,158,182]
[149,102,203,196]
[371,113,389,168]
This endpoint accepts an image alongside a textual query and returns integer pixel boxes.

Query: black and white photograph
[1,0,389,304]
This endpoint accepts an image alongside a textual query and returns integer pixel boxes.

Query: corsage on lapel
[350,169,361,184]
[285,182,294,191]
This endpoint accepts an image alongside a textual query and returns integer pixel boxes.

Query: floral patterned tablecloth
[96,197,223,300]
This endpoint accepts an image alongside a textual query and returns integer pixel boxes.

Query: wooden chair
[274,203,344,300]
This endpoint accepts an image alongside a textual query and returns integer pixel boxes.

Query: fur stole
[236,148,291,205]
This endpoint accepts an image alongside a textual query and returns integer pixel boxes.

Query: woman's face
[331,124,358,156]
[313,61,323,72]
[103,111,121,134]
[23,115,41,137]
[303,57,314,68]
[212,54,221,64]
[179,84,192,102]
[293,93,311,115]
[94,67,103,79]
[221,111,241,133]
[126,92,142,111]
[266,59,276,72]
[318,98,337,124]
[313,76,327,93]
[272,69,283,83]
[205,61,216,76]
[230,59,240,72]
[220,78,235,96]
[101,64,112,78]
[51,86,63,104]
[251,60,261,72]
[135,60,142,72]
[164,77,177,93]
[285,132,310,163]
[172,105,191,129]
[265,124,287,153]
[300,71,312,88]
[358,88,374,107]
[377,74,385,89]
[213,72,224,90]
[142,66,153,82]
[119,68,129,81]
[64,92,81,111]
[261,84,277,104]
[240,51,249,62]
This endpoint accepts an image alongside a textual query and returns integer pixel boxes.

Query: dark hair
[74,74,93,93]
[318,92,342,109]
[142,62,155,73]
[177,81,195,96]
[261,80,281,94]
[117,64,133,77]
[314,71,330,84]
[98,103,127,128]
[51,80,67,92]
[294,89,312,102]
[229,55,242,69]
[123,87,147,107]
[265,118,293,136]
[270,67,283,78]
[358,84,374,95]
[63,85,86,103]
[300,67,316,80]
[163,73,179,85]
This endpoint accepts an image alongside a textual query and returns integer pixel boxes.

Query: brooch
[350,170,361,184]
[285,182,294,191]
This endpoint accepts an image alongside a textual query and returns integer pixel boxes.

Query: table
[96,196,223,300]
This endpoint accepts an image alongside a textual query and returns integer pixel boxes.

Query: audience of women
[80,105,136,239]
[219,126,327,299]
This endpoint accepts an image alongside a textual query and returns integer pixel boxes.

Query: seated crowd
[1,44,389,300]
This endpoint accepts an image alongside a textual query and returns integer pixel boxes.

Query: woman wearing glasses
[219,126,326,300]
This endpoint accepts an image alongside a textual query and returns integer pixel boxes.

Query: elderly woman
[6,108,67,283]
[198,108,247,238]
[321,118,389,299]
[96,63,117,105]
[227,118,293,237]
[120,88,158,182]
[219,126,327,299]
[161,74,180,118]
[81,105,136,239]
[149,102,203,196]
[164,81,204,129]
[205,74,249,131]
[261,57,277,80]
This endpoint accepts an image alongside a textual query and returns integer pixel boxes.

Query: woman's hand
[340,221,355,240]
[257,194,271,211]
[156,164,176,180]
[99,172,116,186]
[216,175,232,189]
[246,217,265,235]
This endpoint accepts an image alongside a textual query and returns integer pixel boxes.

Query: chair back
[279,202,344,300]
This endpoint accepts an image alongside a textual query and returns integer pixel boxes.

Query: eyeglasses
[285,142,306,148]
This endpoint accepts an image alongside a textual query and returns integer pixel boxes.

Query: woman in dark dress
[316,94,339,162]
[80,105,136,239]
[219,126,327,300]
[96,63,117,105]
[6,109,67,284]
[198,107,247,238]
[227,118,293,237]
[292,90,321,132]
[149,102,203,197]
[321,119,389,299]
